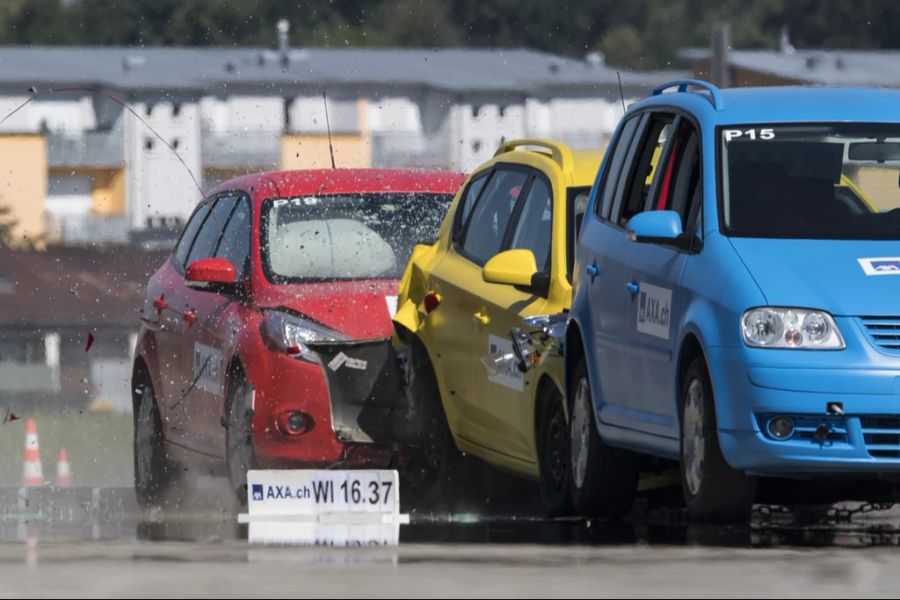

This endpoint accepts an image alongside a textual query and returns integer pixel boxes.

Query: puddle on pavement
[5,506,900,550]
[4,479,900,550]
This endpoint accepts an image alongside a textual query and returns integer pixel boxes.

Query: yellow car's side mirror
[483,249,538,287]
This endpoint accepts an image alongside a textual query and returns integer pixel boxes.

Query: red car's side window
[214,197,252,280]
[173,202,211,273]
[185,195,237,268]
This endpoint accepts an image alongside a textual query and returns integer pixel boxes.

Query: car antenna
[616,71,627,115]
[322,91,336,170]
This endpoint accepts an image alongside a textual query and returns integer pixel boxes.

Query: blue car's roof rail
[652,79,725,111]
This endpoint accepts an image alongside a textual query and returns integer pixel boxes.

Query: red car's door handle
[153,294,168,312]
[182,308,198,327]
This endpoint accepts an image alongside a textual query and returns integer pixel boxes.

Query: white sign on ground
[247,520,401,546]
[241,469,405,520]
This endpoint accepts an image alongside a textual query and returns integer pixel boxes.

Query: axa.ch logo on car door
[636,283,672,341]
[194,343,223,393]
[858,257,900,276]
[487,334,524,391]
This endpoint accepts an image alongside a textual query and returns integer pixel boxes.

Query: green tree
[368,0,461,47]
[0,0,899,69]
[599,25,648,70]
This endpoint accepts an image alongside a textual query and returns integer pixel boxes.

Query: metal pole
[711,23,732,88]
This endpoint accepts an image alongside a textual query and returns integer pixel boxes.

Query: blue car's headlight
[741,307,845,349]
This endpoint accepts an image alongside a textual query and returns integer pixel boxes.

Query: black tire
[537,387,573,517]
[226,369,256,506]
[568,358,639,519]
[404,345,464,509]
[680,357,756,522]
[134,380,174,510]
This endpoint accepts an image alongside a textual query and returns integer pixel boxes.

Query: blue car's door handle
[626,281,640,296]
[586,264,599,278]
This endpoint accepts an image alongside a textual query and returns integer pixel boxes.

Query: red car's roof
[208,168,466,201]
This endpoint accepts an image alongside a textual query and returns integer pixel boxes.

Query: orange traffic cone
[22,418,43,487]
[55,448,72,487]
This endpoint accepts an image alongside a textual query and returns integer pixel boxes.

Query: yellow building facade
[0,135,47,244]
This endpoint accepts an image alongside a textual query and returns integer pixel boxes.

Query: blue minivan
[568,81,900,520]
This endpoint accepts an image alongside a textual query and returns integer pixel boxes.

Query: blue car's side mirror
[627,210,698,251]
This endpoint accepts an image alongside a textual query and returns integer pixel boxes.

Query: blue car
[568,80,900,521]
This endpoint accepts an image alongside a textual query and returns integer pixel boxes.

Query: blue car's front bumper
[709,325,900,475]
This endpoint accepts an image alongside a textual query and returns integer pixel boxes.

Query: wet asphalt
[4,481,900,597]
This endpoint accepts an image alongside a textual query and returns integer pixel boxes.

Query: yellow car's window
[509,177,553,271]
[461,168,528,264]
[454,173,489,239]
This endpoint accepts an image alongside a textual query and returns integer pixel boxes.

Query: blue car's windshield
[721,123,900,239]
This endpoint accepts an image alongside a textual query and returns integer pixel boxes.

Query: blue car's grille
[860,317,900,353]
[791,416,848,443]
[861,416,900,458]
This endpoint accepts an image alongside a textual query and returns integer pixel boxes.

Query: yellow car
[393,139,601,514]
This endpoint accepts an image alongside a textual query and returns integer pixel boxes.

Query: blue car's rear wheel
[680,357,756,522]
[568,358,639,519]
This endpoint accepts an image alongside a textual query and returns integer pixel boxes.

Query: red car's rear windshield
[260,192,453,283]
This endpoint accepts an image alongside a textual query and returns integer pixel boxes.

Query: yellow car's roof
[571,149,603,186]
[490,138,602,188]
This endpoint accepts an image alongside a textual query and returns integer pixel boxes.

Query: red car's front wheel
[226,368,256,506]
[134,380,175,510]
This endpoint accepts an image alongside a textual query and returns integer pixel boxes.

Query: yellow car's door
[465,171,559,460]
[439,166,535,447]
[422,245,484,438]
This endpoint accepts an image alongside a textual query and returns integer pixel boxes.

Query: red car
[131,168,465,506]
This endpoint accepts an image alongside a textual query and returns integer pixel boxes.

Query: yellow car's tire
[568,358,640,519]
[537,387,574,517]
[404,344,464,509]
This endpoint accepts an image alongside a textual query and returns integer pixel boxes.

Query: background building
[0,45,682,246]
[0,246,168,412]
[684,47,900,88]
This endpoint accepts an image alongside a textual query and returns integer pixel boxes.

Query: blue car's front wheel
[680,357,756,522]
[568,358,639,519]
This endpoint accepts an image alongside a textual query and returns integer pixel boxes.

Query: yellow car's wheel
[404,343,464,509]
[538,386,573,517]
